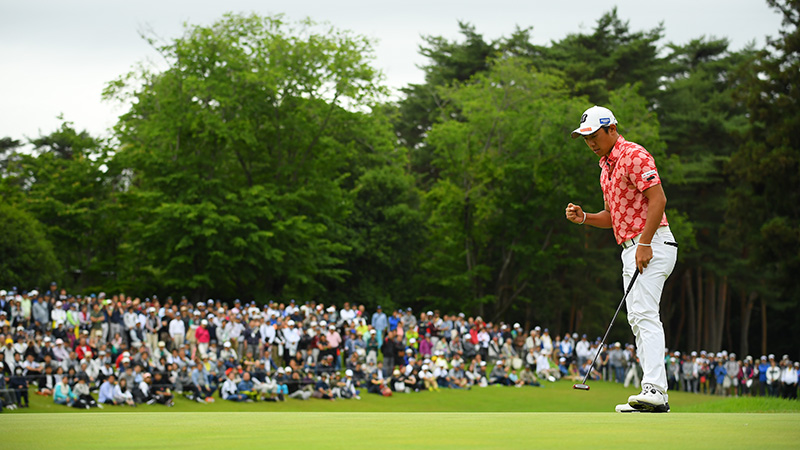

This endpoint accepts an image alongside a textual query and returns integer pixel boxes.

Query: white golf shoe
[615,403,640,413]
[628,383,670,413]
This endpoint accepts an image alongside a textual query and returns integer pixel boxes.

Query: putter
[573,269,639,391]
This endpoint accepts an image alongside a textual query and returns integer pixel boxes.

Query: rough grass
[10,379,800,414]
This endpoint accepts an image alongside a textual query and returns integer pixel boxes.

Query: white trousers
[621,226,677,394]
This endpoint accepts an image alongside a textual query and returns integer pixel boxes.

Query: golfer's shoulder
[617,137,654,166]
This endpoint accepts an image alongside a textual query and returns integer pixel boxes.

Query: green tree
[0,203,61,288]
[727,0,800,355]
[537,8,666,105]
[105,13,396,301]
[420,57,665,335]
[0,121,120,291]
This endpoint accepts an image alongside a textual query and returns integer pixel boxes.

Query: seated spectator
[151,372,175,406]
[37,364,57,396]
[312,374,335,400]
[191,361,215,403]
[114,378,137,406]
[516,366,541,387]
[71,376,99,409]
[53,376,76,406]
[489,360,513,386]
[98,374,118,405]
[221,371,249,402]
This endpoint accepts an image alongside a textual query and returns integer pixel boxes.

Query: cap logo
[580,114,588,124]
[599,117,611,125]
[579,127,592,132]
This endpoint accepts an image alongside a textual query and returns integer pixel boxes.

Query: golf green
[2,412,799,449]
[3,381,798,448]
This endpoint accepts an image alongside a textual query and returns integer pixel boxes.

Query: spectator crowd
[1,282,798,411]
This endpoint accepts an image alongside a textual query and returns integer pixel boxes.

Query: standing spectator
[766,359,781,397]
[9,367,29,407]
[781,361,797,399]
[169,313,186,351]
[608,343,625,384]
[756,355,769,396]
[196,319,211,358]
[724,354,740,397]
[371,306,388,348]
[714,360,727,396]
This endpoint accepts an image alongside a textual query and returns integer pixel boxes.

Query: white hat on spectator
[123,352,130,357]
[409,338,416,344]
[405,348,413,354]
[345,369,353,377]
[327,306,336,312]
[99,350,106,355]
[480,361,487,367]
[285,367,292,373]
[329,325,335,330]
[426,311,433,316]
[201,319,208,326]
[55,338,63,345]
[513,323,521,328]
[287,320,295,326]
[158,341,166,347]
[393,369,400,376]
[224,342,231,348]
[421,365,429,371]
[43,337,51,343]
[370,329,376,334]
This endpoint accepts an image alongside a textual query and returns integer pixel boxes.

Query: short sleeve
[627,147,661,192]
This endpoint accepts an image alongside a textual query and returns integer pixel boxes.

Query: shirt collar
[599,135,625,168]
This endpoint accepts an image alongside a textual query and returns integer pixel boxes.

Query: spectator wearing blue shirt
[371,306,387,348]
[714,363,726,396]
[388,310,401,332]
[757,356,769,397]
[98,374,118,405]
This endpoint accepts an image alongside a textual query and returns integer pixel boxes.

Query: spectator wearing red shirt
[566,106,678,414]
[196,319,211,358]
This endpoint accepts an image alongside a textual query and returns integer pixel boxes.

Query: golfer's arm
[637,184,666,244]
[584,203,612,229]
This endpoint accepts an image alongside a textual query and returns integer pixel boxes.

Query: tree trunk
[684,270,696,352]
[760,297,768,356]
[740,291,756,356]
[696,267,704,351]
[714,276,727,351]
[705,274,716,350]
[674,276,686,351]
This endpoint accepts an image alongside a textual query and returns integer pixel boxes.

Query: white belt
[621,226,678,249]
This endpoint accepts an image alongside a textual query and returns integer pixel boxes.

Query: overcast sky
[0,0,783,143]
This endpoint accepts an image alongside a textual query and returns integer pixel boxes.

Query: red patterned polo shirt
[599,135,669,244]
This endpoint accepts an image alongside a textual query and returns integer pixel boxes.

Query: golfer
[565,106,677,413]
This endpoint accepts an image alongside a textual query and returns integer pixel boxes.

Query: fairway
[3,411,799,449]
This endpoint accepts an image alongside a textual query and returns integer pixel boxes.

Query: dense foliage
[2,3,798,355]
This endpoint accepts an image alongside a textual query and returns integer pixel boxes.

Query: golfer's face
[583,127,615,158]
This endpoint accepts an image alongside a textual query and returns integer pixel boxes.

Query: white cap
[224,342,231,348]
[408,338,416,344]
[201,319,208,326]
[571,106,618,138]
[345,369,353,377]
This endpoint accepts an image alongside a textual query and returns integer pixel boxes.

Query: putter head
[573,383,590,391]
